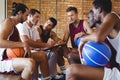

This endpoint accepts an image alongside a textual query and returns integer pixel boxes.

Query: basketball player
[35,17,65,79]
[66,0,120,80]
[17,9,54,80]
[17,9,64,80]
[87,10,101,29]
[74,10,102,40]
[58,6,93,66]
[0,2,35,80]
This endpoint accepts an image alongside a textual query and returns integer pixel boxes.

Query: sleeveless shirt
[39,25,51,43]
[107,12,120,66]
[0,18,20,60]
[69,20,85,48]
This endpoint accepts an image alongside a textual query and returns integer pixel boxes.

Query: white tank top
[107,12,120,65]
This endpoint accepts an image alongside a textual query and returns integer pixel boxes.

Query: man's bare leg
[13,58,35,80]
[66,64,104,80]
[31,51,50,79]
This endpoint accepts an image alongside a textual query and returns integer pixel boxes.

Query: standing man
[0,2,35,80]
[66,0,120,80]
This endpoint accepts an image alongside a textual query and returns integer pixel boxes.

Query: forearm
[26,40,48,48]
[63,36,69,44]
[0,40,24,48]
[81,33,102,43]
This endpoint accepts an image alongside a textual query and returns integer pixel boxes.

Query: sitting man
[0,2,35,80]
[17,9,51,80]
[66,0,120,80]
[58,6,93,66]
[36,17,65,80]
[17,9,63,80]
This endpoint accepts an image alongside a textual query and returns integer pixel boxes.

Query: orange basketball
[6,48,25,58]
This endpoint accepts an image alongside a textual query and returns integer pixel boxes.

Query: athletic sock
[60,65,66,74]
[43,76,50,80]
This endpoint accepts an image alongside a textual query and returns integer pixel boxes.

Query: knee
[26,58,35,74]
[67,53,74,62]
[67,53,81,64]
[66,64,76,76]
[66,64,78,80]
[40,52,48,61]
[67,53,72,60]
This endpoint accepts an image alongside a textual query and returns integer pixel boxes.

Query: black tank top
[39,25,51,43]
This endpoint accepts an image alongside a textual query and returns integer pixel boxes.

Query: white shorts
[0,59,15,73]
[103,67,120,80]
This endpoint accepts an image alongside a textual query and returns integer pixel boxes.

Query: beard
[20,17,24,23]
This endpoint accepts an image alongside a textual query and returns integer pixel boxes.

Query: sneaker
[38,73,43,80]
[38,78,42,80]
[52,73,65,80]
[54,74,63,79]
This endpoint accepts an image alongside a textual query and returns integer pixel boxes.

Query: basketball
[74,36,83,47]
[6,48,25,58]
[81,41,111,67]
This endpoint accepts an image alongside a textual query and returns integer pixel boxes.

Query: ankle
[60,65,66,74]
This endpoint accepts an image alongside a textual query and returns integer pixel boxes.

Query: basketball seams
[85,43,110,61]
[7,48,24,58]
[10,48,19,57]
[83,47,106,66]
[102,42,111,55]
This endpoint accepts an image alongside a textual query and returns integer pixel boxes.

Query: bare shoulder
[0,18,13,32]
[0,18,14,39]
[102,13,119,30]
[50,31,56,36]
[105,13,119,22]
[51,31,56,34]
[1,18,13,26]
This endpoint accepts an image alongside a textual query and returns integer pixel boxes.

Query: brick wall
[7,0,120,46]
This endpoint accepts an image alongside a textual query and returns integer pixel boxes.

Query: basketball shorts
[45,50,56,59]
[0,59,16,74]
[103,67,120,80]
[45,50,57,76]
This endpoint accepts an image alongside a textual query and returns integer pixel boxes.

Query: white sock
[43,76,50,80]
[60,65,66,74]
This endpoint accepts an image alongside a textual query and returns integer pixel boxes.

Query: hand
[78,38,86,58]
[74,32,86,41]
[47,40,56,46]
[57,40,66,45]
[23,42,31,57]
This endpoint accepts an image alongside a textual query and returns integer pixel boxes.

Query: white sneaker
[54,74,64,79]
[38,77,42,80]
